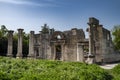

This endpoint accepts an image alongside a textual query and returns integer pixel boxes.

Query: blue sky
[0,0,120,34]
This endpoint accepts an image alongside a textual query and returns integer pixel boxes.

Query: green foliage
[41,24,49,34]
[22,32,29,57]
[111,64,120,80]
[0,57,113,80]
[112,25,120,51]
[0,25,8,38]
[0,25,8,56]
[13,32,18,57]
[0,37,7,55]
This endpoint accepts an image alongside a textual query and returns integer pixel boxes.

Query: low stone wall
[103,53,120,63]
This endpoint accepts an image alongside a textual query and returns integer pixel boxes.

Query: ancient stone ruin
[6,17,120,64]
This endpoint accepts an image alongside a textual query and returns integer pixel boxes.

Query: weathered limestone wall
[63,44,77,61]
[87,17,120,63]
[77,43,84,62]
[101,28,115,62]
[103,53,120,62]
[40,34,50,59]
[44,34,50,59]
[34,34,41,58]
[46,44,51,59]
[62,28,85,61]
[50,45,54,60]
[95,25,103,62]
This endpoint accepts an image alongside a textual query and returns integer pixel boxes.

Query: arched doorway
[55,45,61,60]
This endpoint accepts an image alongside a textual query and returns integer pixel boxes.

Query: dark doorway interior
[35,48,39,57]
[55,45,61,60]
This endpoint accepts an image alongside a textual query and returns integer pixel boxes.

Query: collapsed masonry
[7,17,120,63]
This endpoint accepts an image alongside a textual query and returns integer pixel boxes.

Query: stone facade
[87,17,119,63]
[6,17,120,63]
[28,27,85,62]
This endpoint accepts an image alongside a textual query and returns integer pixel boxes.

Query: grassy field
[0,57,119,80]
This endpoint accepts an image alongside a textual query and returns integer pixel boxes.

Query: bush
[111,64,120,80]
[0,57,113,80]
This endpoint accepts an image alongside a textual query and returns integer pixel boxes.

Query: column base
[7,54,13,57]
[85,54,95,64]
[27,54,35,58]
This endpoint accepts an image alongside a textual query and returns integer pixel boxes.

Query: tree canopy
[41,24,49,34]
[0,25,8,38]
[112,25,120,51]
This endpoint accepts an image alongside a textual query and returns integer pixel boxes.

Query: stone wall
[5,17,120,63]
[87,17,119,63]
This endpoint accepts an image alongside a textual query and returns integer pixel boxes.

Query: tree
[0,25,8,56]
[0,25,8,38]
[22,32,29,57]
[41,24,49,34]
[112,25,120,51]
[13,32,18,57]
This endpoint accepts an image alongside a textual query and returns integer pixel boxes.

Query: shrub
[0,57,113,80]
[111,64,120,80]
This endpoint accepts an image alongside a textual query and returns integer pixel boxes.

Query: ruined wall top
[88,17,99,25]
[51,31,66,40]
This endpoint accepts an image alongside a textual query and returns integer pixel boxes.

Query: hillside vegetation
[0,57,119,80]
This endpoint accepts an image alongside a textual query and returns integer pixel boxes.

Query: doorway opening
[55,45,61,60]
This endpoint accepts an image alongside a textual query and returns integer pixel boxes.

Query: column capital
[18,28,24,33]
[30,31,34,34]
[8,30,14,33]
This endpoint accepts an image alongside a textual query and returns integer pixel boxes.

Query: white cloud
[0,0,58,7]
[0,0,29,4]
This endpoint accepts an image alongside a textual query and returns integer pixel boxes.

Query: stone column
[89,25,92,55]
[61,44,64,61]
[87,18,96,64]
[28,31,35,58]
[16,29,24,58]
[7,30,14,57]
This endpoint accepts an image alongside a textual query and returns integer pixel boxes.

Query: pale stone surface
[16,29,24,58]
[77,44,84,62]
[100,63,118,69]
[7,30,14,57]
[28,31,35,58]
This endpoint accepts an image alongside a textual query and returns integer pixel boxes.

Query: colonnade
[7,29,24,58]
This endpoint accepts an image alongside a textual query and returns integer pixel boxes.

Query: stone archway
[55,45,62,60]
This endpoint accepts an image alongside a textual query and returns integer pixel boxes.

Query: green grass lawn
[0,57,119,80]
